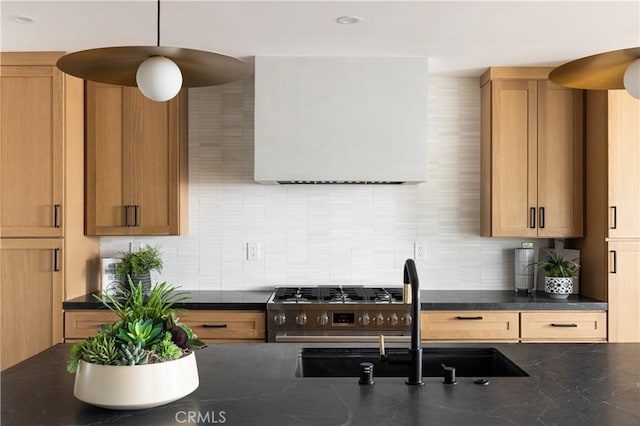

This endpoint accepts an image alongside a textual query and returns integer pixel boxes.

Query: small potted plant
[115,244,163,293]
[529,251,580,299]
[67,279,205,410]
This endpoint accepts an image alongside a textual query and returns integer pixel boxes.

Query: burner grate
[272,287,319,303]
[363,287,404,303]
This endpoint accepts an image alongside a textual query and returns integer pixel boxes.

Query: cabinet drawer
[520,311,607,342]
[65,310,266,342]
[65,311,119,340]
[421,311,519,341]
[179,311,266,342]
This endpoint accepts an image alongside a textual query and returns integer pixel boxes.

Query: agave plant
[67,280,205,373]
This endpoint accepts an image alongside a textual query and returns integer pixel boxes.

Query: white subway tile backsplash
[101,76,547,291]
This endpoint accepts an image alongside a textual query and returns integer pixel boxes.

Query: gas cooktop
[269,286,404,304]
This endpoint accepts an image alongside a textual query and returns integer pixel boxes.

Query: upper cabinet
[606,91,640,238]
[480,68,584,238]
[1,59,64,237]
[85,82,188,236]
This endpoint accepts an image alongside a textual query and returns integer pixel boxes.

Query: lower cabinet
[421,311,519,342]
[520,311,607,342]
[1,239,64,370]
[421,310,607,343]
[65,310,266,342]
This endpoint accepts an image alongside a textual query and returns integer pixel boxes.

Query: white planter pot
[74,351,199,410]
[544,276,574,299]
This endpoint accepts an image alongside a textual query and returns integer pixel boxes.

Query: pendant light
[549,47,640,99]
[57,0,251,102]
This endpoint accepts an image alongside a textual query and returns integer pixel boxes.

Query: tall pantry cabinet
[0,52,100,370]
[577,90,640,342]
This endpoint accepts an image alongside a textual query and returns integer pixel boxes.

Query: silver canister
[514,248,535,293]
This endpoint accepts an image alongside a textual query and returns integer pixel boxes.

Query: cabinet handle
[124,205,130,227]
[529,207,536,228]
[53,204,61,228]
[610,206,617,230]
[539,207,545,229]
[202,324,228,328]
[609,250,617,274]
[134,205,139,227]
[53,248,60,272]
[455,316,483,320]
[550,323,578,328]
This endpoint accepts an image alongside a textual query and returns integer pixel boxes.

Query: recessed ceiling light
[336,16,364,25]
[11,15,37,24]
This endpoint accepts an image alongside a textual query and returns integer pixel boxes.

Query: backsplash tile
[100,76,547,291]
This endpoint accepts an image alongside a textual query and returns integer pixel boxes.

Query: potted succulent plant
[115,244,163,293]
[529,251,580,299]
[67,279,205,410]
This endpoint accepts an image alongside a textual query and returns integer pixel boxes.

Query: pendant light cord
[156,0,160,47]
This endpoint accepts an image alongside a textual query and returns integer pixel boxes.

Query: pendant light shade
[56,0,251,101]
[136,56,182,102]
[623,58,640,100]
[549,47,640,99]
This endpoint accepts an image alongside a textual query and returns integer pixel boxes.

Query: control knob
[317,313,329,326]
[388,313,399,326]
[359,313,370,326]
[373,313,385,326]
[274,312,286,326]
[296,313,308,326]
[403,314,413,326]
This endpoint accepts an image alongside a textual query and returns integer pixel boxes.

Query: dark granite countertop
[420,290,607,310]
[1,342,638,425]
[63,290,273,310]
[63,290,607,311]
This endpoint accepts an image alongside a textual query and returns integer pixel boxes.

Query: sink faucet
[380,258,424,386]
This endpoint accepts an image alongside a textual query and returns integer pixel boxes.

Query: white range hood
[254,56,428,184]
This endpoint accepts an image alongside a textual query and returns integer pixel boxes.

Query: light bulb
[136,56,183,102]
[623,58,640,100]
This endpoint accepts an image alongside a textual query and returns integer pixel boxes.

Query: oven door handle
[274,335,411,343]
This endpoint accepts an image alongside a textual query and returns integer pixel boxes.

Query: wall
[100,76,546,291]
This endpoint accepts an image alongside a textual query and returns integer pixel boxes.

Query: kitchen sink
[296,347,528,378]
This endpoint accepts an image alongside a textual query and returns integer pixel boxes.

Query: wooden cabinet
[606,241,640,342]
[178,311,266,342]
[421,311,519,342]
[1,239,63,370]
[0,52,100,371]
[65,310,266,343]
[85,81,188,236]
[480,68,583,238]
[576,90,640,342]
[520,311,607,342]
[1,60,64,237]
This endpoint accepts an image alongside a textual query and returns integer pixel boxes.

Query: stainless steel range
[267,286,412,343]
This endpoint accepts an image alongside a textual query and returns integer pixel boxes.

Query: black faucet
[380,258,424,386]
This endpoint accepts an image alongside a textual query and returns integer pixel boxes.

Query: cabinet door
[608,241,640,342]
[537,81,583,237]
[0,66,63,237]
[608,91,640,238]
[85,82,134,235]
[85,83,186,236]
[130,90,184,235]
[1,239,63,370]
[490,80,538,237]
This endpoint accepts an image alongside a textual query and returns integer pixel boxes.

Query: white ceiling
[2,1,639,77]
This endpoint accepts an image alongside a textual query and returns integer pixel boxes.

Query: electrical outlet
[247,242,261,261]
[129,241,144,252]
[414,242,426,260]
